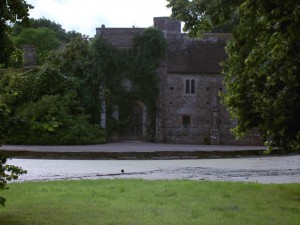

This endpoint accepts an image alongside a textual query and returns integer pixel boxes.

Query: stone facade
[96,17,261,145]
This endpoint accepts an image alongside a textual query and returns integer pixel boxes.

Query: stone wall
[96,27,144,48]
[153,17,181,32]
[158,74,221,144]
[96,17,262,145]
[156,71,262,145]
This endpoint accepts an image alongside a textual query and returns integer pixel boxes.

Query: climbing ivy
[99,28,167,141]
[128,28,167,140]
[86,28,167,141]
[0,28,167,144]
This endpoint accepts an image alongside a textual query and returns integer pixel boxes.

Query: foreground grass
[0,180,299,225]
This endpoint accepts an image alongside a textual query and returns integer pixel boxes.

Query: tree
[0,0,33,66]
[11,27,61,64]
[28,17,69,41]
[9,18,83,67]
[0,100,27,206]
[0,0,32,206]
[11,17,82,42]
[1,28,167,144]
[167,0,241,36]
[0,156,27,206]
[167,0,300,150]
[0,58,106,145]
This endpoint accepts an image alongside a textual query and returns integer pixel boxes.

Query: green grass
[0,180,299,225]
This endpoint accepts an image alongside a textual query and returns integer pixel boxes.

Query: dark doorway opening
[120,104,143,141]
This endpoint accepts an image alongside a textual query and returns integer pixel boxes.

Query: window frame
[182,115,191,126]
[185,78,196,94]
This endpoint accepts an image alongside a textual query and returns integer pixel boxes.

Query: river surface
[10,155,300,183]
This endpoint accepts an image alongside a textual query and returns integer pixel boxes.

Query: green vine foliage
[88,28,167,141]
[128,28,167,139]
[0,28,167,144]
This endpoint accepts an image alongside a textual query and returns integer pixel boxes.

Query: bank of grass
[0,180,299,225]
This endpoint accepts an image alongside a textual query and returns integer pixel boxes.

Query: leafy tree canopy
[0,28,167,144]
[167,0,240,36]
[11,27,61,64]
[0,36,106,145]
[8,18,83,67]
[167,0,300,150]
[0,0,32,206]
[11,17,82,42]
[0,0,33,66]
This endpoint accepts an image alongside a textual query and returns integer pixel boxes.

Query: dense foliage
[11,27,61,64]
[167,0,241,36]
[0,0,32,206]
[0,0,33,67]
[12,17,82,42]
[0,28,167,144]
[0,37,106,144]
[8,18,83,67]
[0,156,27,206]
[167,0,300,150]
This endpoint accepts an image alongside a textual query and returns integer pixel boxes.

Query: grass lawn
[0,179,299,225]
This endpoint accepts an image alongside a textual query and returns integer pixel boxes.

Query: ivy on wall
[0,28,167,144]
[99,27,167,141]
[128,28,167,140]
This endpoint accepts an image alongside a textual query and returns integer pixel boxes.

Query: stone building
[96,17,261,145]
[22,44,37,69]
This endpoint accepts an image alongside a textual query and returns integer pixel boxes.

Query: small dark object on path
[121,169,124,173]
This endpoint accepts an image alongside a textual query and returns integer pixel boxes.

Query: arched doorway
[119,102,147,141]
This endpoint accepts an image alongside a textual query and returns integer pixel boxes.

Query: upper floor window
[185,79,190,94]
[185,79,195,94]
[191,79,195,94]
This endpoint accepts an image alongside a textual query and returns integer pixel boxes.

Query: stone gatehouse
[96,17,261,145]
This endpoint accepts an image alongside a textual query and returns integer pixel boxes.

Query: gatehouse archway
[119,101,147,141]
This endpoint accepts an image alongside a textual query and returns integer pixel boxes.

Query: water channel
[9,155,300,184]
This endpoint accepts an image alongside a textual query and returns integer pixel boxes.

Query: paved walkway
[0,142,266,152]
[0,142,268,159]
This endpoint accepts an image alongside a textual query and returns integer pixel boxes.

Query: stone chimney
[153,17,181,33]
[22,44,37,69]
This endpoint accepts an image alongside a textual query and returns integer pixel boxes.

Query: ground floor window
[182,115,191,126]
